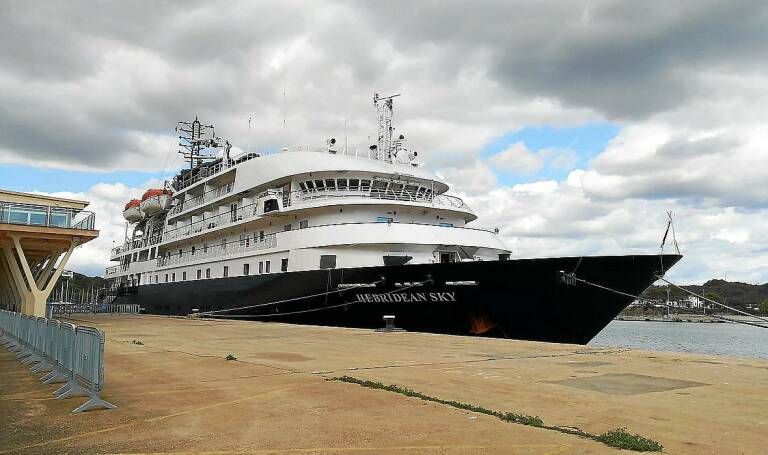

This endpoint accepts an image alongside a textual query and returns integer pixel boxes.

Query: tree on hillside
[703,291,723,314]
[761,300,768,316]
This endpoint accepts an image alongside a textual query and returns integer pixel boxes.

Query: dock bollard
[377,315,404,332]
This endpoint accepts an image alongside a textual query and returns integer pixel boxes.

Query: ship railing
[161,187,472,245]
[104,263,129,277]
[173,151,259,191]
[156,232,277,268]
[285,145,415,166]
[171,144,421,193]
[169,182,234,216]
[0,202,96,231]
[157,221,497,269]
[110,244,126,257]
[0,310,116,413]
[162,198,263,243]
[290,187,471,211]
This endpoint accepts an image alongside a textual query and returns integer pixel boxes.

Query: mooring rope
[201,276,433,319]
[569,274,768,329]
[198,277,386,316]
[654,275,768,324]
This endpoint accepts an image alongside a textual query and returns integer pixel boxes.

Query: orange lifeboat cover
[124,199,141,210]
[141,188,173,201]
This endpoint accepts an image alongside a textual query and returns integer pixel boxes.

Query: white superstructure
[106,97,511,287]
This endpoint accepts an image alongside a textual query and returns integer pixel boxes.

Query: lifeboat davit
[123,199,144,222]
[139,189,173,216]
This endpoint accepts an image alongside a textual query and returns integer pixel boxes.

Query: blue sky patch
[0,164,171,194]
[482,123,621,185]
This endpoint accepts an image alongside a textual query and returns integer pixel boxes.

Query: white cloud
[488,142,544,174]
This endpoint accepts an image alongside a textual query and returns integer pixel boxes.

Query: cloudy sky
[1,1,767,284]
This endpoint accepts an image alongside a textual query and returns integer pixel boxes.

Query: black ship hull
[113,254,681,344]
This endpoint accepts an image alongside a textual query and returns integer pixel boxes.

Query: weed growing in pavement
[331,375,662,452]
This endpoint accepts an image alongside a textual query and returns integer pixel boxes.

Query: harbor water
[590,319,768,359]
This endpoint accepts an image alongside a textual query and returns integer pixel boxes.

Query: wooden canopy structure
[0,190,99,317]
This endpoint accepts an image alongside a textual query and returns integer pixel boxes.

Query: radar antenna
[373,93,401,162]
[175,117,222,169]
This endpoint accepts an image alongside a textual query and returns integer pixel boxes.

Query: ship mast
[175,117,222,169]
[373,93,402,162]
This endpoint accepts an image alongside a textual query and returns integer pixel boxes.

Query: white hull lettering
[355,292,456,303]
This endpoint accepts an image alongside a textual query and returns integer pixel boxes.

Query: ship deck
[1,314,766,454]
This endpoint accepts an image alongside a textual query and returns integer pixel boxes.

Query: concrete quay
[1,315,767,454]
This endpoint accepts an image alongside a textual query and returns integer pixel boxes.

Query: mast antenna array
[373,93,402,162]
[175,117,222,169]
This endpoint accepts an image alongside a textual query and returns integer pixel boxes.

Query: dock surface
[1,315,767,454]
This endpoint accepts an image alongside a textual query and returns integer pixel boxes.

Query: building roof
[0,189,89,210]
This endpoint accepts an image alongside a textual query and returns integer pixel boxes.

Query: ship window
[165,274,169,283]
[203,243,208,253]
[150,248,156,259]
[319,255,336,269]
[325,179,336,189]
[283,224,292,231]
[298,181,307,191]
[305,180,315,190]
[265,261,271,273]
[337,179,347,190]
[239,234,246,246]
[371,180,387,195]
[264,199,279,212]
[206,268,211,279]
[182,272,186,281]
[221,239,226,250]
[388,183,403,196]
[172,273,175,282]
[361,179,371,191]
[349,179,360,190]
[281,258,288,272]
[191,246,195,255]
[178,249,182,257]
[197,269,201,279]
[314,179,325,190]
[439,252,456,263]
[259,262,263,274]
[243,264,250,276]
[404,185,419,199]
[299,220,308,229]
[223,266,228,278]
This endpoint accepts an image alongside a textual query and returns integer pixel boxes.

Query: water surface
[589,320,768,359]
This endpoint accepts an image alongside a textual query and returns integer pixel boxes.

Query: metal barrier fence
[47,303,141,317]
[0,310,116,413]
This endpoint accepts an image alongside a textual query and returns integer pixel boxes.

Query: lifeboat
[139,189,173,216]
[122,199,144,222]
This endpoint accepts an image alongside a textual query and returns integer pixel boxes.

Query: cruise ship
[106,94,681,344]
